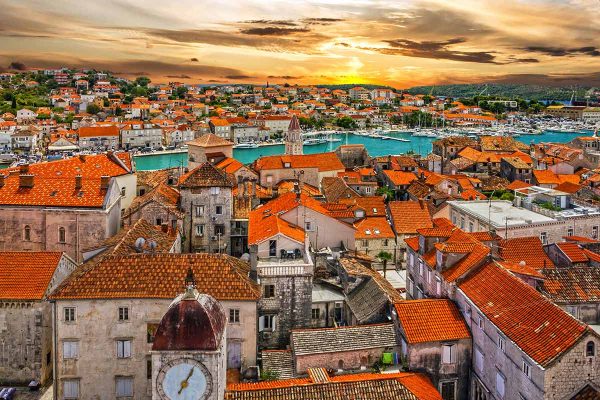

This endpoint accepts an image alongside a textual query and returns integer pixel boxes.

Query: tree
[86,103,101,114]
[376,186,395,203]
[377,251,393,278]
[335,116,358,130]
[135,76,151,87]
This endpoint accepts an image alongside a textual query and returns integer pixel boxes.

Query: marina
[133,129,592,170]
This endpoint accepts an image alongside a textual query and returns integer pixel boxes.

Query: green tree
[135,76,151,87]
[335,116,358,129]
[86,103,101,114]
[376,186,395,203]
[377,251,393,278]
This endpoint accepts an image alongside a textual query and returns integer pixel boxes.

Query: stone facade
[0,183,121,262]
[54,298,256,400]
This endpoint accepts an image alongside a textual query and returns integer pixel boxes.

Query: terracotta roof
[497,260,544,279]
[355,217,395,239]
[506,180,532,191]
[541,266,600,304]
[50,253,260,301]
[340,197,387,218]
[388,201,433,234]
[384,170,417,186]
[216,157,245,174]
[321,177,359,202]
[187,133,233,147]
[124,183,181,218]
[395,299,471,344]
[248,213,305,245]
[499,236,555,270]
[78,125,119,138]
[533,169,561,185]
[405,236,420,251]
[5,153,131,178]
[226,371,442,400]
[554,181,582,194]
[179,162,234,188]
[556,242,590,263]
[254,152,345,173]
[0,252,65,300]
[458,261,589,367]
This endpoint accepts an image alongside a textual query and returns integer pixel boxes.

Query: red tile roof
[506,180,533,191]
[179,162,234,188]
[354,217,395,239]
[384,170,418,186]
[533,169,560,185]
[51,253,260,300]
[0,252,64,300]
[388,201,433,234]
[394,299,471,344]
[499,236,555,270]
[78,125,119,137]
[556,242,590,263]
[187,133,233,147]
[458,261,589,367]
[254,152,344,172]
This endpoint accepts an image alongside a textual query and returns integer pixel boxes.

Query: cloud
[239,27,310,36]
[8,61,27,70]
[224,74,254,80]
[165,74,191,79]
[268,75,303,79]
[190,57,198,62]
[241,19,298,26]
[523,46,600,57]
[363,38,500,64]
[302,18,345,24]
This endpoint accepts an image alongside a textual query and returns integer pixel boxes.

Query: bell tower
[151,269,227,400]
[285,115,303,155]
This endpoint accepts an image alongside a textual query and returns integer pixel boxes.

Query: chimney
[0,174,4,188]
[19,174,34,188]
[419,198,424,209]
[237,176,243,199]
[75,175,82,190]
[19,164,29,174]
[107,150,114,159]
[100,175,110,190]
[79,154,86,162]
[161,223,169,233]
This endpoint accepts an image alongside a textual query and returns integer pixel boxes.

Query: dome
[152,288,226,352]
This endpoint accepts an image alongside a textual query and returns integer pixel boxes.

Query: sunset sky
[1,0,600,88]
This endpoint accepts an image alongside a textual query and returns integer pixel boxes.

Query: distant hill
[315,84,397,91]
[406,83,592,101]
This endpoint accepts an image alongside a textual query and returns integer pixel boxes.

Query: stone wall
[55,298,256,400]
[295,347,393,375]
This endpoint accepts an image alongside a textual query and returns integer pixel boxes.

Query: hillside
[406,83,592,101]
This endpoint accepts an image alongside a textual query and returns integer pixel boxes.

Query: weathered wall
[295,347,393,375]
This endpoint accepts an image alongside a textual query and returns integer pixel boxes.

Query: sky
[1,0,600,88]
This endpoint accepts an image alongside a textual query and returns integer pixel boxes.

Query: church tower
[285,115,303,155]
[151,270,227,400]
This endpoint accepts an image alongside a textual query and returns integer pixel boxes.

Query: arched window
[586,341,595,357]
[24,225,31,241]
[337,360,344,370]
[58,227,66,243]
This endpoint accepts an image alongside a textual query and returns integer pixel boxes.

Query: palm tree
[377,251,393,278]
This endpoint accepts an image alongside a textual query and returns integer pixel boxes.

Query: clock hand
[178,366,195,394]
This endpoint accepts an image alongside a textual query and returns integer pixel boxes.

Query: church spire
[285,115,303,155]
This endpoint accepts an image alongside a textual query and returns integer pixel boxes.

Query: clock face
[156,359,212,400]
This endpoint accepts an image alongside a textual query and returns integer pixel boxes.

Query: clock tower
[151,270,227,400]
[285,114,303,155]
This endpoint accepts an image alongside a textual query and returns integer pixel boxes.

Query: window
[24,225,31,241]
[147,359,152,380]
[195,224,205,236]
[478,315,484,330]
[311,308,320,320]
[593,226,598,240]
[116,377,133,397]
[419,260,424,276]
[305,221,312,231]
[63,341,79,359]
[156,217,162,226]
[566,305,579,318]
[436,277,442,296]
[64,307,76,322]
[409,253,415,269]
[116,340,131,358]
[362,239,368,247]
[209,187,220,195]
[229,308,240,323]
[540,231,547,245]
[407,277,414,298]
[215,205,223,215]
[468,222,474,232]
[58,227,66,243]
[567,227,574,237]
[460,218,465,229]
[365,187,372,194]
[259,315,276,332]
[522,359,531,378]
[269,240,277,257]
[496,371,506,398]
[195,205,205,217]
[120,187,126,197]
[118,307,129,322]
[442,344,456,364]
[475,347,484,372]
[63,380,79,399]
[383,239,389,246]
[440,381,456,400]
[214,225,225,236]
[264,285,275,298]
[586,341,595,357]
[147,323,158,343]
[498,335,506,352]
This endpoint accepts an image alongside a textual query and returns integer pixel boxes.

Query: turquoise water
[133,131,590,171]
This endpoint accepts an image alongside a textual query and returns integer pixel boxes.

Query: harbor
[133,129,592,170]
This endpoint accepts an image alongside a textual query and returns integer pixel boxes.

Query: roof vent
[79,154,86,162]
[75,175,82,190]
[19,164,29,174]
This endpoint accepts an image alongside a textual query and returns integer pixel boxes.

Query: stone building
[353,217,396,257]
[179,162,234,254]
[50,253,260,400]
[394,299,472,400]
[120,121,163,150]
[334,144,369,168]
[0,153,134,262]
[122,183,183,231]
[187,134,234,170]
[456,261,600,400]
[0,251,77,385]
[253,152,345,188]
[387,200,433,264]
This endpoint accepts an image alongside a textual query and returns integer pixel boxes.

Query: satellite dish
[134,237,146,252]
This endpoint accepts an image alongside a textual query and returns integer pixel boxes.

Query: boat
[233,142,259,149]
[303,138,327,145]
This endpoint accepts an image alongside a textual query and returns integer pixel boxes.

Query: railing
[257,262,313,277]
